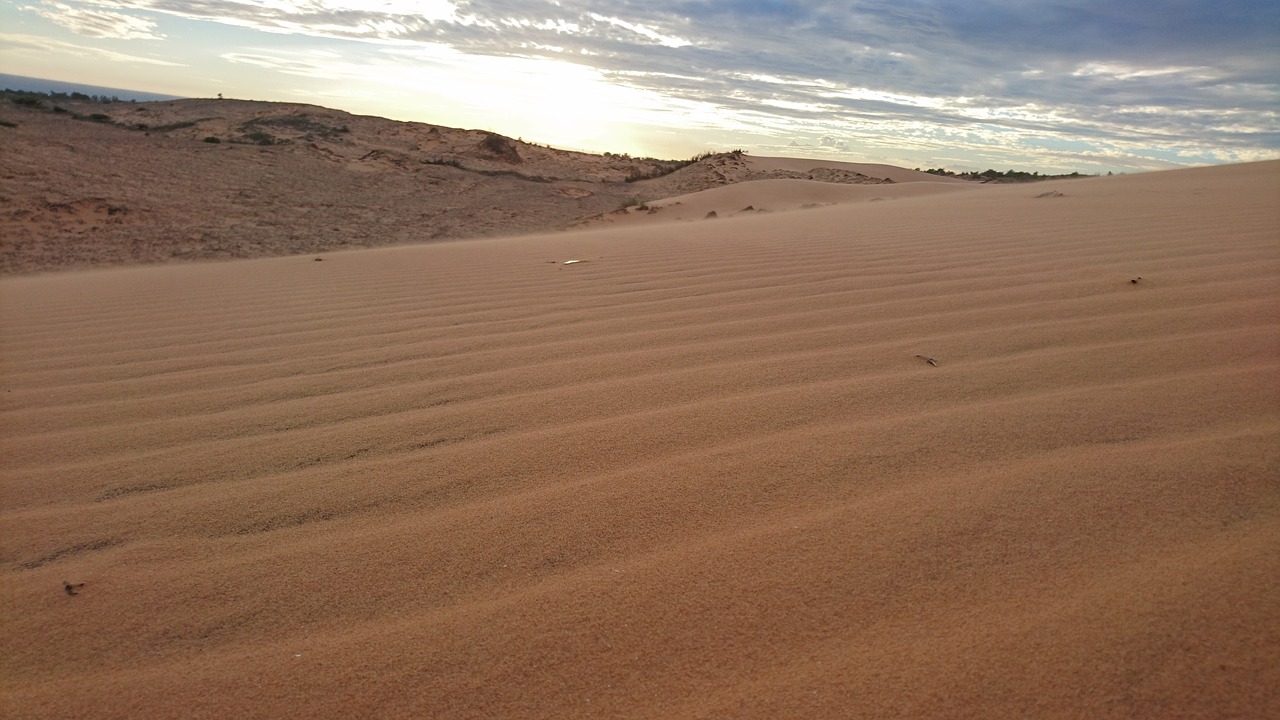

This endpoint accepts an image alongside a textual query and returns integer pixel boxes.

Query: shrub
[149,120,199,132]
[479,133,521,162]
[244,131,276,145]
[203,136,221,143]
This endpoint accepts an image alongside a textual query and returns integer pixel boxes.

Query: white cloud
[760,98,833,114]
[24,1,164,40]
[0,31,183,64]
[823,87,950,110]
[319,0,456,20]
[1071,62,1222,81]
[587,13,691,48]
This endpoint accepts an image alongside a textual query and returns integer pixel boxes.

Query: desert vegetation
[624,149,746,182]
[918,167,1091,182]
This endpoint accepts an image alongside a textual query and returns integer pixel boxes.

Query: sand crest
[590,177,978,227]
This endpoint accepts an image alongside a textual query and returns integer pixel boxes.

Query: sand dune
[747,155,968,184]
[2,96,942,274]
[2,161,1278,718]
[594,177,979,226]
[8,99,889,274]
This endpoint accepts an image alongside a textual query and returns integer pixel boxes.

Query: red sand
[2,161,1278,718]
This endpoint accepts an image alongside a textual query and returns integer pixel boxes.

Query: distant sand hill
[1,95,964,274]
[2,155,1277,717]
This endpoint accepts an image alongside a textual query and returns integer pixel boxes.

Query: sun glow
[226,43,688,152]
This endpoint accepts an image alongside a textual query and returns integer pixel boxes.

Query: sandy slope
[1,161,1278,719]
[746,155,968,184]
[1,97,927,274]
[589,178,979,227]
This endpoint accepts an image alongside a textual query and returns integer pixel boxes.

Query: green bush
[203,136,221,143]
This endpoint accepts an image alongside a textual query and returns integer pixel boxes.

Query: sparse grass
[148,120,200,132]
[0,119,17,128]
[241,130,279,145]
[243,115,350,140]
[619,196,642,209]
[470,167,553,182]
[623,150,737,182]
[420,157,554,182]
[624,161,687,182]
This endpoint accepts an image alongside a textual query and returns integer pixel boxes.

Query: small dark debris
[915,354,938,366]
[314,257,323,262]
[1129,277,1142,284]
[63,581,85,596]
[741,205,754,212]
[704,211,718,219]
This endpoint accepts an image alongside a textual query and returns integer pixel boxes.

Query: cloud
[24,0,1280,169]
[587,13,691,48]
[23,1,164,40]
[817,135,849,150]
[0,31,183,64]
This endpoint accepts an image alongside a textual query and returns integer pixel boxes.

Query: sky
[1,1,1277,173]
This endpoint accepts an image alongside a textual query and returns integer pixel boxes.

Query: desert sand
[589,177,975,227]
[2,159,1279,718]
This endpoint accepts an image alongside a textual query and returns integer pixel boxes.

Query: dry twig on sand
[915,354,938,366]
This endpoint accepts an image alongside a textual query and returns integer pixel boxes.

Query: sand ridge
[1,160,1279,718]
[582,177,981,227]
